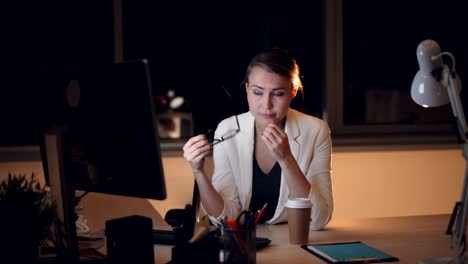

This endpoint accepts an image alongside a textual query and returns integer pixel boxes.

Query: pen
[243,210,255,229]
[344,257,380,263]
[226,217,248,255]
[227,218,238,230]
[254,203,268,225]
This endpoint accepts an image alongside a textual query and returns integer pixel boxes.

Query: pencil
[254,203,268,225]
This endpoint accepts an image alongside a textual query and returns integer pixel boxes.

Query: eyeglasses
[203,85,240,145]
[207,114,240,146]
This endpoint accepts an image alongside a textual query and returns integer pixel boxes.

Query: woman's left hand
[261,123,293,162]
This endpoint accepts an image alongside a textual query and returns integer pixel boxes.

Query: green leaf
[0,172,57,240]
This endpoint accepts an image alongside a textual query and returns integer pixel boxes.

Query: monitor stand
[44,127,171,263]
[44,127,80,262]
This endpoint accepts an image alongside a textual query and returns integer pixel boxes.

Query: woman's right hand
[182,134,213,173]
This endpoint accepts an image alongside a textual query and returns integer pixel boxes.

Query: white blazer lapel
[238,112,255,211]
[285,110,300,161]
[272,110,300,220]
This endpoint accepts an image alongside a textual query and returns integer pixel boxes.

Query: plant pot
[0,201,41,263]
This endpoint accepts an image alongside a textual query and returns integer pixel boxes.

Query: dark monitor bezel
[42,58,166,201]
[41,58,167,261]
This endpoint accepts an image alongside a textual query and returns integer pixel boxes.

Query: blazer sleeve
[206,122,242,226]
[307,120,333,230]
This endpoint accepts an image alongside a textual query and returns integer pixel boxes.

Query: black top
[250,157,281,223]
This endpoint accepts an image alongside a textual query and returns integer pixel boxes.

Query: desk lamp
[411,39,468,264]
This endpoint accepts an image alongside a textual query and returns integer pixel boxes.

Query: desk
[80,195,455,263]
[154,214,454,263]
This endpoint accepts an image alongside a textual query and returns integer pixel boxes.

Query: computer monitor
[41,58,167,261]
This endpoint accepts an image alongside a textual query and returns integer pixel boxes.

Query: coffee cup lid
[285,198,312,208]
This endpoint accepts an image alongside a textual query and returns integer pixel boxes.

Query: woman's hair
[244,48,303,93]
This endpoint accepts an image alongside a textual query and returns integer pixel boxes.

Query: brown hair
[244,48,303,93]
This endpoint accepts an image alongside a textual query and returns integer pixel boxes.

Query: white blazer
[206,108,333,230]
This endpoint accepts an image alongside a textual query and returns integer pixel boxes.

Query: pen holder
[221,227,256,264]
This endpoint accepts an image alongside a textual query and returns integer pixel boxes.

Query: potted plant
[0,173,56,263]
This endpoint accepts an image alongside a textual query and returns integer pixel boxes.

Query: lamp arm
[451,151,468,262]
[446,68,468,262]
[446,66,468,144]
[434,52,457,75]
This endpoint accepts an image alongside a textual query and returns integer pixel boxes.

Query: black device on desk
[153,181,200,246]
[106,215,154,264]
[152,181,272,250]
[39,59,168,263]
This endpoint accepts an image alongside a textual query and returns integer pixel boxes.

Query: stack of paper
[78,229,105,250]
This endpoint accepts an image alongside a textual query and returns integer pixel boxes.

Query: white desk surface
[80,194,456,263]
[153,214,455,264]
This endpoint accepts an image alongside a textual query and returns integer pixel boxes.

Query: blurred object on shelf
[167,90,185,110]
[157,113,193,139]
[154,95,168,113]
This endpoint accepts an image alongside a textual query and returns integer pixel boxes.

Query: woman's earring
[292,88,298,98]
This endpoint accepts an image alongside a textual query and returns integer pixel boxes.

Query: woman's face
[246,66,296,129]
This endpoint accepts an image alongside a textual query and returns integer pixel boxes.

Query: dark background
[341,0,468,127]
[0,0,325,145]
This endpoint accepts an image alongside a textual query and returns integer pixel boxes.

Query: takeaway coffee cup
[285,198,312,244]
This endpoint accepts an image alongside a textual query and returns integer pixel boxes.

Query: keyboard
[153,228,271,249]
[153,228,176,245]
[254,236,272,249]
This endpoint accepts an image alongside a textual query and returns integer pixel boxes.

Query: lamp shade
[411,39,449,107]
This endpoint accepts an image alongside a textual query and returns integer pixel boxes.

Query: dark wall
[122,0,325,133]
[0,0,325,145]
[1,0,115,145]
[2,1,76,145]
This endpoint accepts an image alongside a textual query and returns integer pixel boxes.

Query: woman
[183,48,333,230]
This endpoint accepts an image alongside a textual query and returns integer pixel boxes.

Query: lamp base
[419,256,468,264]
